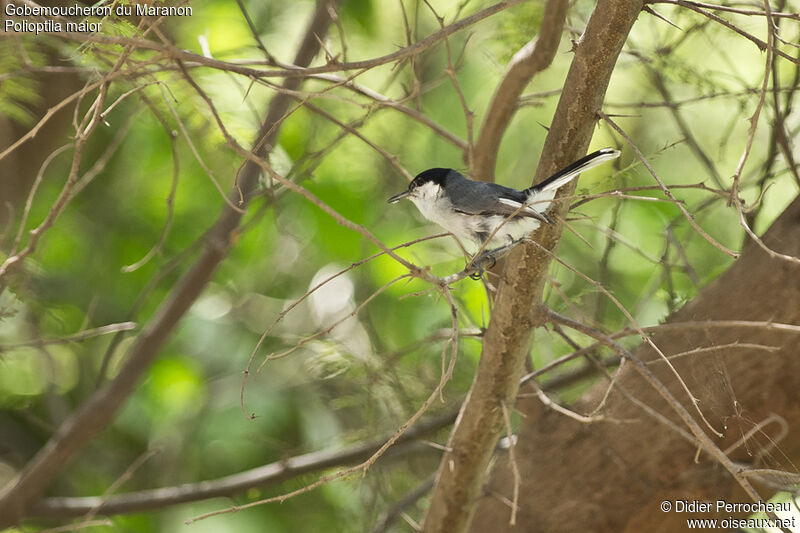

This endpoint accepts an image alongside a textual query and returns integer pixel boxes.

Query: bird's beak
[387,190,411,204]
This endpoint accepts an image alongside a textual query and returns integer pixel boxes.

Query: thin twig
[546,309,765,504]
[31,411,457,519]
[240,234,448,418]
[186,284,460,523]
[10,144,72,257]
[599,111,740,259]
[728,0,774,206]
[258,274,409,365]
[500,401,520,526]
[0,322,138,351]
[664,0,799,65]
[654,0,799,20]
[48,1,526,81]
[371,476,436,533]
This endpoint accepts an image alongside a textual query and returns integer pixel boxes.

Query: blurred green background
[0,0,797,530]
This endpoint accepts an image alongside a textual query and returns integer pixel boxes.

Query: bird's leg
[467,239,524,280]
[469,252,495,280]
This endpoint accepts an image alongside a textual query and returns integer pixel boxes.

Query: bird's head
[387,168,451,204]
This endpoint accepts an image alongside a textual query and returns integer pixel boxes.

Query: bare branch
[473,0,569,180]
[0,52,169,164]
[310,73,468,151]
[728,0,775,205]
[664,0,800,65]
[654,0,799,20]
[45,0,525,81]
[0,2,336,525]
[29,411,457,519]
[0,322,137,351]
[422,0,644,531]
[10,144,72,256]
[599,111,740,258]
[546,309,765,503]
[0,58,120,282]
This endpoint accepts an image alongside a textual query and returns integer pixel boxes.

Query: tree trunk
[422,0,643,530]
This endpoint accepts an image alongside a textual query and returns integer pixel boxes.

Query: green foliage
[0,0,796,530]
[0,40,41,125]
[488,1,544,63]
[341,0,375,34]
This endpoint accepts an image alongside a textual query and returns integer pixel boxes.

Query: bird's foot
[467,242,522,280]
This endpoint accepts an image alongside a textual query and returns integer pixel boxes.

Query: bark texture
[422,1,644,531]
[470,195,800,532]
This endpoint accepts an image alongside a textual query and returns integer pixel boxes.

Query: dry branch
[421,0,644,531]
[472,0,569,180]
[42,0,525,81]
[0,1,335,525]
[0,322,137,350]
[29,410,457,519]
[25,341,615,521]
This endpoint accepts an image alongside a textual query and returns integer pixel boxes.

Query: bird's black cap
[410,167,450,189]
[388,168,453,203]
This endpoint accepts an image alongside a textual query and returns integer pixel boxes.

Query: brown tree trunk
[470,195,800,532]
[422,0,644,530]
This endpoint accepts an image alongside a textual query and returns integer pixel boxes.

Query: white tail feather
[537,149,621,193]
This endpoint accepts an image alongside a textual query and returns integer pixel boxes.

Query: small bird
[388,149,620,253]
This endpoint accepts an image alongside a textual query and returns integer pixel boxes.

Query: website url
[687,516,796,529]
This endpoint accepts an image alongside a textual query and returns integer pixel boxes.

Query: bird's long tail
[527,148,621,194]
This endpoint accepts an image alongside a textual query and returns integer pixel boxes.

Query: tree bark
[422,1,644,531]
[470,194,800,532]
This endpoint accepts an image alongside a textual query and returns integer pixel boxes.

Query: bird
[388,148,621,254]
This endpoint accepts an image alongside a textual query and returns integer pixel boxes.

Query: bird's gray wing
[447,179,551,223]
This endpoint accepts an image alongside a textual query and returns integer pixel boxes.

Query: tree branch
[28,410,457,519]
[0,1,336,526]
[421,0,644,531]
[44,0,525,81]
[472,0,569,180]
[0,322,137,350]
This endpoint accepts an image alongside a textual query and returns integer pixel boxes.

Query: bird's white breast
[409,182,469,238]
